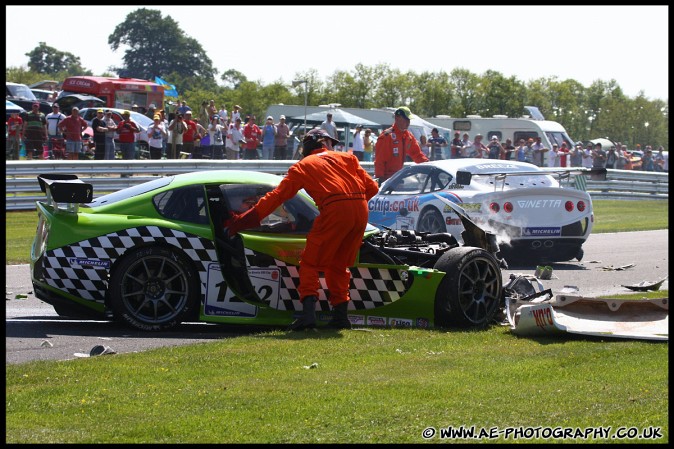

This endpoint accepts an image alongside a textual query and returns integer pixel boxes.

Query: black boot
[325,301,352,329]
[289,296,317,331]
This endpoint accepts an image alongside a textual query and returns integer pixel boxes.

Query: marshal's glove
[224,207,261,237]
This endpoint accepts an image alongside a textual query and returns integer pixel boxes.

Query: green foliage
[107,8,218,86]
[25,42,88,75]
[5,327,668,443]
[220,69,248,89]
[5,6,668,149]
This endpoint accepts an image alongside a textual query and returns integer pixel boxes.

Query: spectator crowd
[6,101,667,172]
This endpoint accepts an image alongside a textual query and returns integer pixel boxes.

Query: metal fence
[5,160,668,211]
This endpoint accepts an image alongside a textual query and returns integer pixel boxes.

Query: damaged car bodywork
[368,159,607,264]
[503,274,668,341]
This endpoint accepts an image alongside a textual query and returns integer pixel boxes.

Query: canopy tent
[291,108,379,127]
[291,108,379,150]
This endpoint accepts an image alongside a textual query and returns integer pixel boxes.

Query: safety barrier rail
[5,160,668,211]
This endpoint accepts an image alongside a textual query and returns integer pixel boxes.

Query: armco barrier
[5,160,668,211]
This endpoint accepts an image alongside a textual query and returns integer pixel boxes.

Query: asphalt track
[5,229,668,364]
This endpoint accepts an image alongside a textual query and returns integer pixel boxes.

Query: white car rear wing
[456,167,607,191]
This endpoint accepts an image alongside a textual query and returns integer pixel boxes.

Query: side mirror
[456,171,472,185]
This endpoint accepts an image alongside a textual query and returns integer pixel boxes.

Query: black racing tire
[417,206,446,234]
[575,247,584,262]
[433,246,503,329]
[108,245,200,331]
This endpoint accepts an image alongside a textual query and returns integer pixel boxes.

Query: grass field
[5,325,669,443]
[4,199,669,264]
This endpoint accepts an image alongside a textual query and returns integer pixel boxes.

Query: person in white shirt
[146,114,168,159]
[459,133,472,158]
[218,105,228,123]
[226,117,245,160]
[351,124,364,161]
[581,143,594,168]
[320,113,338,142]
[231,105,242,123]
[208,115,225,159]
[547,143,560,167]
[45,103,66,156]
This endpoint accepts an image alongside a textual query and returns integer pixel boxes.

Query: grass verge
[5,325,669,443]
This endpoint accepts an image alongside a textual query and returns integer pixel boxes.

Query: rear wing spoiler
[456,167,607,191]
[37,174,93,212]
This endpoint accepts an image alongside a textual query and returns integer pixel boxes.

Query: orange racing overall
[251,147,379,307]
[374,123,429,182]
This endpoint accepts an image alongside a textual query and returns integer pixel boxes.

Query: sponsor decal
[516,199,562,208]
[65,79,94,88]
[461,203,482,211]
[416,318,430,328]
[447,183,465,189]
[522,227,561,236]
[389,317,413,328]
[367,316,387,327]
[475,163,518,170]
[530,305,554,329]
[396,216,415,230]
[369,197,420,215]
[445,218,461,226]
[68,257,110,268]
[348,315,365,326]
[276,249,302,259]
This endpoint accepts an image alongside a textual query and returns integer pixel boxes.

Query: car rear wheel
[108,246,200,331]
[433,247,502,328]
[417,207,446,233]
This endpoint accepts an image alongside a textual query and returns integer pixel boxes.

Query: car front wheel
[108,245,200,331]
[433,247,502,328]
[417,207,446,233]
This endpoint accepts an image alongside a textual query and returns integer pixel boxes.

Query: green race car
[31,170,505,332]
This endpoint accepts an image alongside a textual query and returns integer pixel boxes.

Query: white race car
[368,159,606,263]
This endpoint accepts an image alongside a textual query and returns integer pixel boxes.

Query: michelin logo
[69,258,111,268]
[522,227,561,236]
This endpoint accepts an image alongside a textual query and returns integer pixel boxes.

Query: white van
[427,113,577,165]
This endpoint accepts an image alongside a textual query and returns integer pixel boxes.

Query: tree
[476,70,523,117]
[448,68,481,117]
[25,42,88,75]
[409,70,453,118]
[107,8,218,88]
[220,69,248,90]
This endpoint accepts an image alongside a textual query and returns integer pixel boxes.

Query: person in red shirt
[374,106,429,183]
[182,110,206,158]
[558,141,570,167]
[225,128,380,330]
[57,107,88,160]
[7,111,23,160]
[116,110,141,160]
[242,115,262,160]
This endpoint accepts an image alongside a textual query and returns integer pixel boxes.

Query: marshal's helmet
[301,128,340,157]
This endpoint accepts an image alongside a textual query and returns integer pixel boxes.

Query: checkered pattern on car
[243,248,406,312]
[42,226,218,304]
